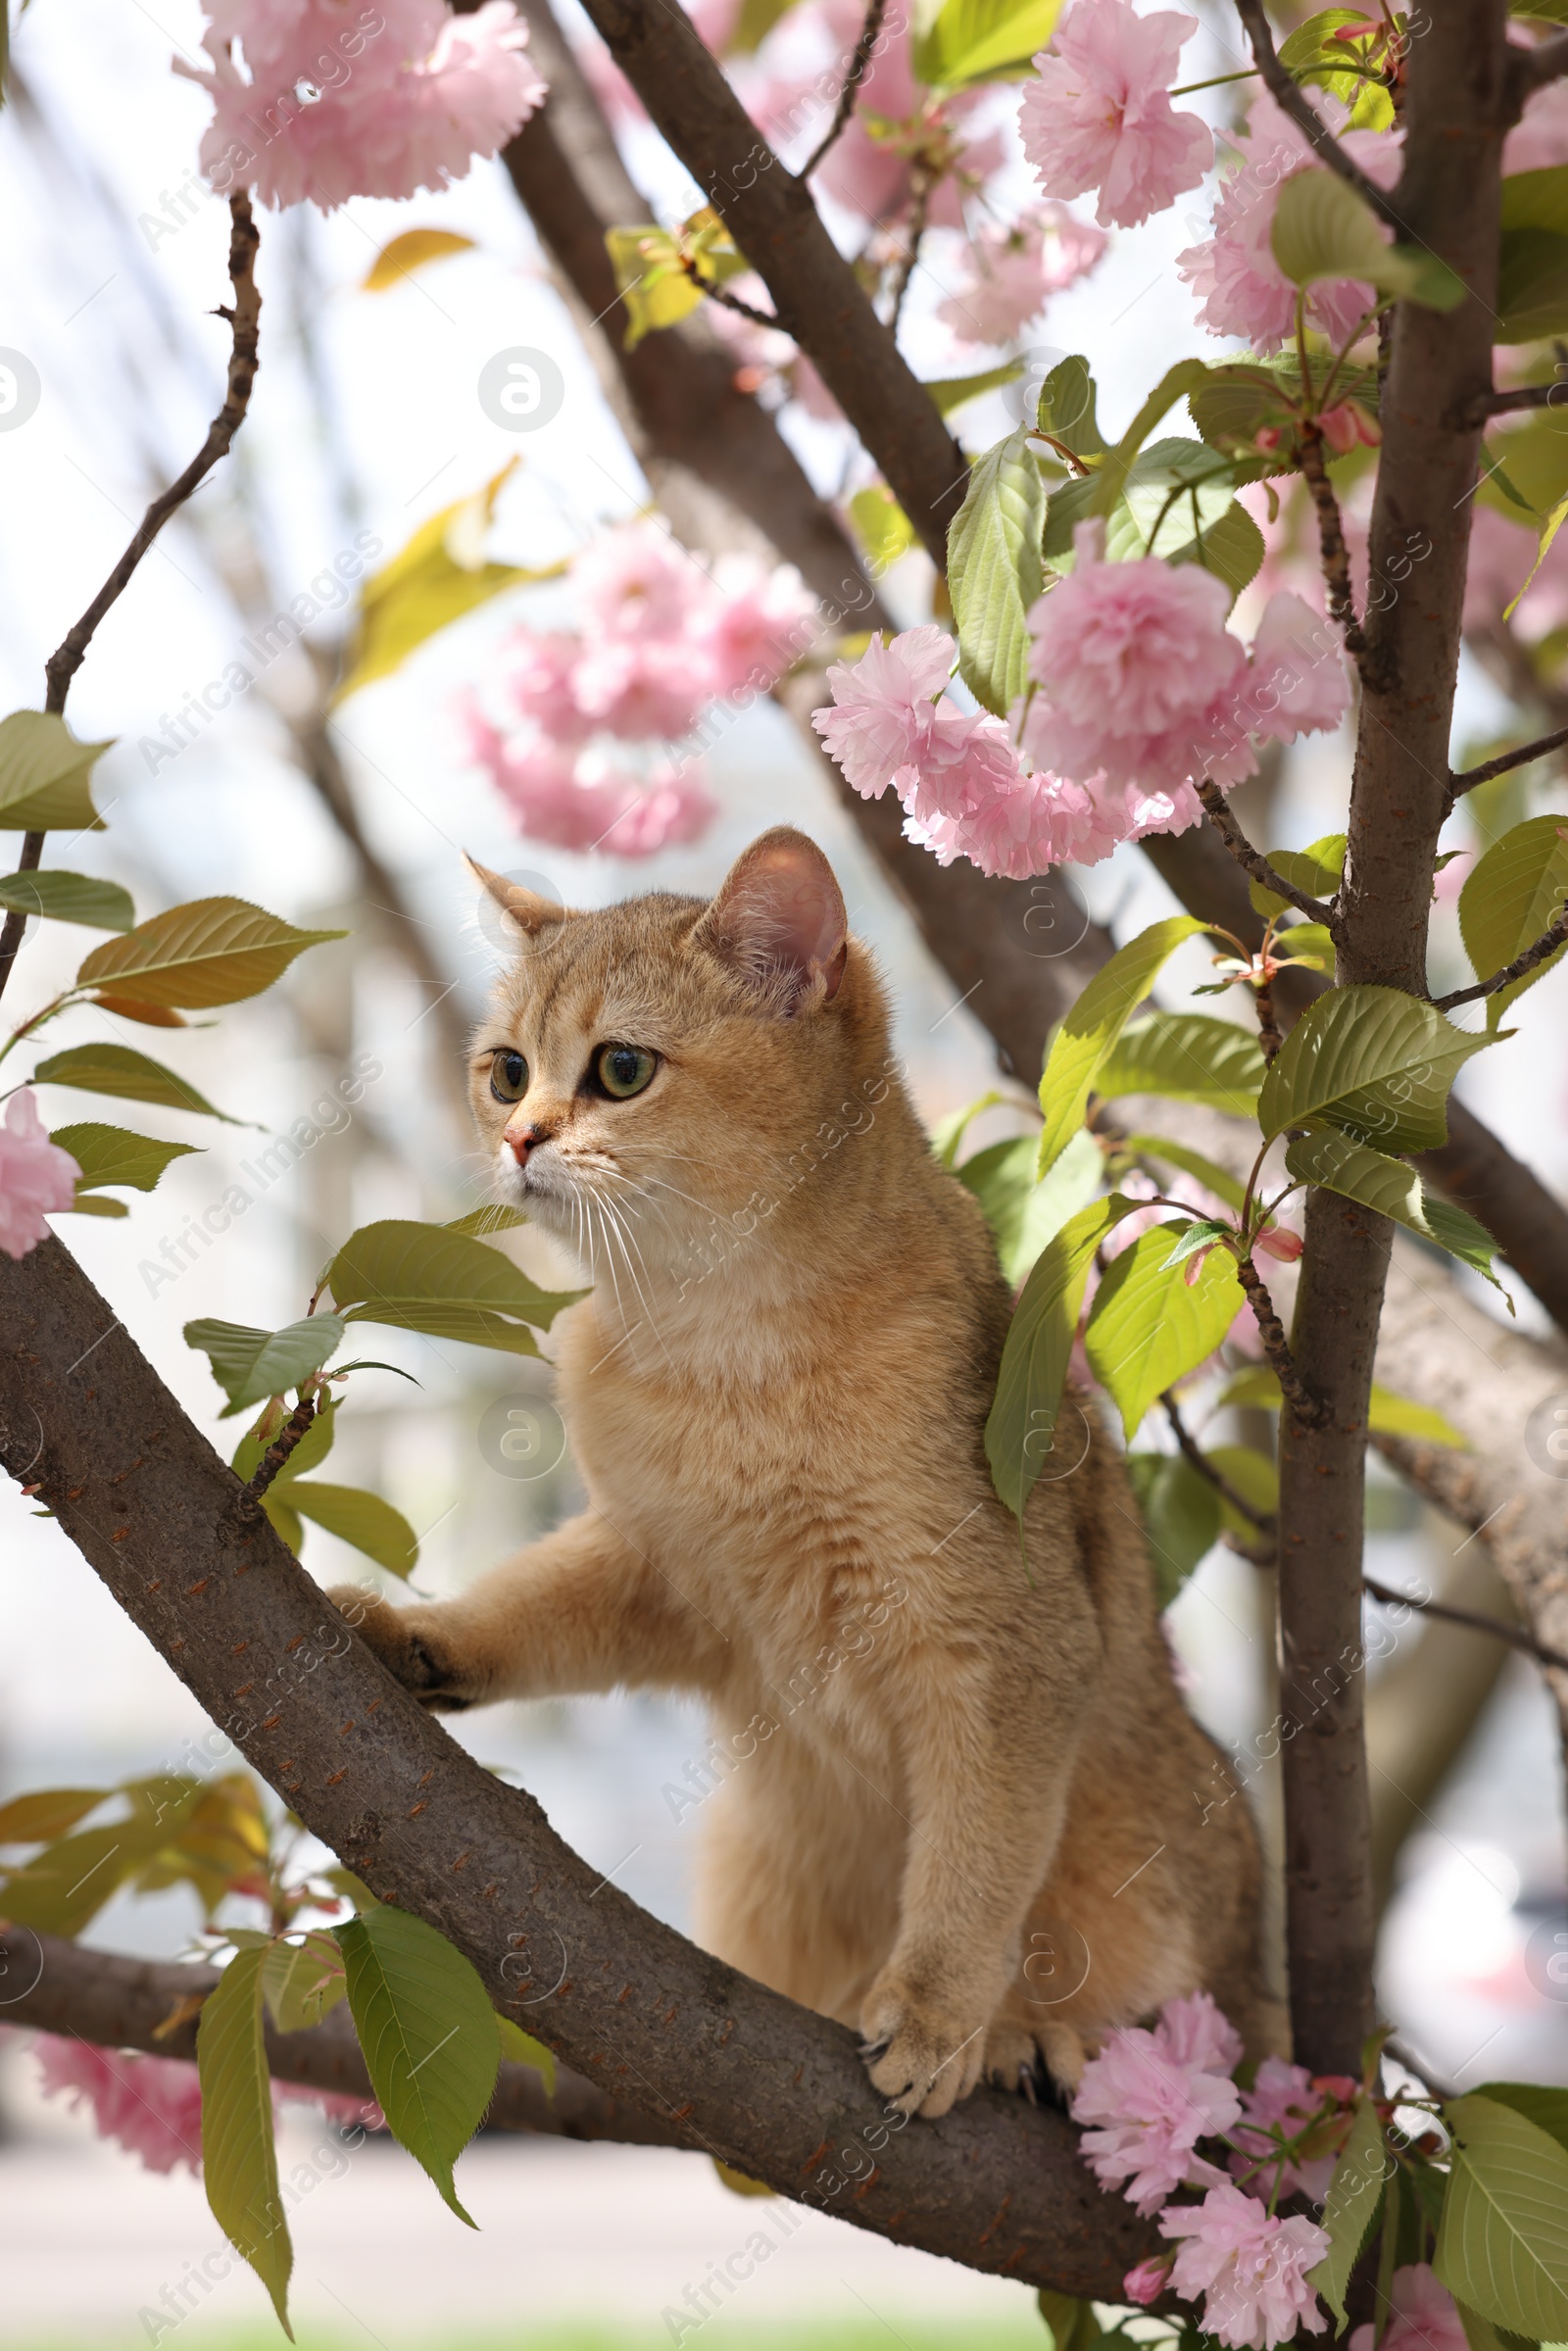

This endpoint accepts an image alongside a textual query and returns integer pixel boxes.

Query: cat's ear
[466,857,567,943]
[695,827,848,1013]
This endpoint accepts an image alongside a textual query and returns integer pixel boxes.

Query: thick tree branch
[0,1930,683,2145]
[1432,899,1568,1009]
[1448,721,1568,797]
[1232,0,1404,228]
[1196,782,1340,931]
[0,1235,1159,2294]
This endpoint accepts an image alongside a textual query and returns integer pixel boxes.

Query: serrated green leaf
[326,1219,586,1356]
[263,1933,348,2034]
[1125,1451,1222,1608]
[1470,2082,1568,2159]
[444,1205,529,1239]
[1271,170,1466,311]
[0,710,112,831]
[184,1314,347,1415]
[335,1906,500,2225]
[1038,357,1105,459]
[1458,814,1568,1028]
[1307,2092,1393,2327]
[0,870,132,930]
[1286,1130,1510,1301]
[1089,361,1213,518]
[284,1482,419,1578]
[198,1946,293,2334]
[959,1123,1103,1285]
[1085,1228,1244,1442]
[1159,1217,1233,1268]
[1436,2093,1568,2340]
[1038,918,1207,1177]
[1249,832,1347,921]
[913,0,1062,82]
[1498,171,1568,340]
[497,2015,556,2093]
[1120,1133,1248,1215]
[49,1121,201,1195]
[1257,985,1493,1153]
[76,899,346,1009]
[30,1043,247,1123]
[987,1194,1138,1520]
[0,1787,107,1843]
[948,425,1045,716]
[922,362,1024,416]
[1094,1011,1265,1117]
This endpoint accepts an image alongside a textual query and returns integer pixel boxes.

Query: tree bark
[0,1235,1158,2295]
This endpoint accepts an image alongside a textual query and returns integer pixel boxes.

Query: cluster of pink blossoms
[177,0,545,209]
[811,533,1348,880]
[463,522,815,858]
[18,2032,379,2172]
[0,1089,78,1261]
[936,205,1108,351]
[1021,0,1213,229]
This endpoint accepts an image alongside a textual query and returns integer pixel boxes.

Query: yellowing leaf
[497,2014,556,2092]
[362,229,475,291]
[0,710,112,831]
[915,0,1064,84]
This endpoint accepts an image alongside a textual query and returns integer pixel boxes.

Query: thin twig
[1197,781,1340,930]
[1253,970,1282,1063]
[886,171,932,336]
[1297,420,1369,664]
[799,0,889,179]
[1362,1573,1568,1676]
[1236,1253,1325,1428]
[1459,382,1568,427]
[1232,0,1403,229]
[1162,1392,1277,1530]
[1432,901,1568,1011]
[1448,723,1568,800]
[0,193,261,1007]
[240,1395,318,1508]
[675,252,783,328]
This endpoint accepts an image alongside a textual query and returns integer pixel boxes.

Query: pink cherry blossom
[1070,1989,1244,2215]
[1229,2057,1339,2200]
[937,205,1107,349]
[464,709,717,858]
[0,1088,79,1259]
[573,522,707,641]
[31,2035,205,2173]
[1504,75,1568,174]
[1124,2257,1172,2306]
[698,556,817,696]
[1253,1223,1303,1266]
[571,637,717,741]
[811,626,955,797]
[1160,2183,1330,2349]
[506,631,596,746]
[1348,2266,1468,2351]
[1020,0,1213,230]
[1243,593,1351,750]
[182,0,546,211]
[1176,93,1400,353]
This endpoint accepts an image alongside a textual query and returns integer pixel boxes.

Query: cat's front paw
[981,2016,1087,2107]
[327,1587,476,1713]
[859,1972,990,2120]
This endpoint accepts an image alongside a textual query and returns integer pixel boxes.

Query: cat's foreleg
[327,1510,726,1712]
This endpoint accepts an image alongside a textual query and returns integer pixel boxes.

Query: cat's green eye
[596,1043,658,1101]
[490,1050,528,1103]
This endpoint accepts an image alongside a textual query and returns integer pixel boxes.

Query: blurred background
[1,0,1565,2341]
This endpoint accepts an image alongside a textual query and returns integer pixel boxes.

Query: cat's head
[467,828,898,1271]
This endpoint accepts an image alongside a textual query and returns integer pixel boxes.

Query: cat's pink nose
[506,1122,548,1164]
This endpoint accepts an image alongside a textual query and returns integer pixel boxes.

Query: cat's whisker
[596,1191,674,1369]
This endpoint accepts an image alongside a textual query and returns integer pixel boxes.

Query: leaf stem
[1432,899,1568,1010]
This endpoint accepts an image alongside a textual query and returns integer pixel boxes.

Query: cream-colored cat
[335,827,1281,2116]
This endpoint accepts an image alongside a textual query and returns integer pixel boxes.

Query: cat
[333,825,1283,2117]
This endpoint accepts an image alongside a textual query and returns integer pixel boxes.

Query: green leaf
[263,1494,304,1554]
[1089,361,1213,518]
[30,1043,247,1123]
[497,2015,557,2093]
[444,1204,529,1239]
[1278,8,1393,108]
[1436,2092,1568,2341]
[263,1933,347,2034]
[1271,170,1466,311]
[184,1314,348,1416]
[848,485,918,574]
[959,1124,1103,1285]
[0,1787,107,1843]
[1212,1362,1470,1448]
[1469,2082,1568,2160]
[922,362,1024,416]
[724,0,801,50]
[987,1195,1137,1520]
[48,1122,201,1196]
[1257,985,1493,1152]
[1037,918,1207,1177]
[1455,2303,1541,2351]
[1125,1451,1221,1609]
[1119,1133,1247,1215]
[1202,1443,1280,1536]
[76,898,346,1009]
[1249,832,1347,921]
[284,1482,419,1578]
[932,1089,1007,1168]
[0,870,132,931]
[335,1906,500,2225]
[325,1219,586,1356]
[336,464,559,702]
[231,1398,337,1485]
[1084,1228,1244,1443]
[1475,413,1568,522]
[913,0,1062,83]
[1498,171,1568,340]
[1505,493,1568,621]
[1458,814,1568,1028]
[1093,1011,1265,1117]
[64,1192,127,1216]
[604,224,704,349]
[1,1784,203,1936]
[947,425,1045,716]
[1286,1130,1511,1301]
[197,1946,293,2335]
[1037,357,1106,459]
[1036,2292,1102,2351]
[1276,921,1335,969]
[1159,1217,1233,1268]
[1307,2092,1392,2327]
[0,710,112,831]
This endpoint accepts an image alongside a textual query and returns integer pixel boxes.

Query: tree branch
[799,0,888,178]
[1232,0,1405,228]
[1235,1254,1325,1429]
[1432,898,1568,1009]
[1448,721,1568,798]
[1361,1571,1568,1675]
[1297,422,1371,669]
[1510,29,1568,92]
[1161,1392,1276,1530]
[1196,781,1340,930]
[0,193,261,1006]
[0,1234,1159,2294]
[1458,381,1568,425]
[676,251,784,326]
